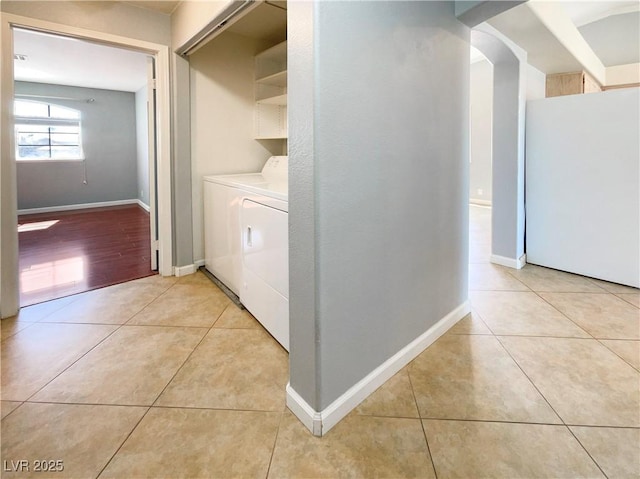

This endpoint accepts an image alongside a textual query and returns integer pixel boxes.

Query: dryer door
[240,199,289,350]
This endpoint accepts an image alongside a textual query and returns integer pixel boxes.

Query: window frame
[14,99,85,162]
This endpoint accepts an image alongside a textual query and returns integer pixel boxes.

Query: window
[14,100,83,161]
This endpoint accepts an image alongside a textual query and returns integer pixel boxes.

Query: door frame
[0,13,174,317]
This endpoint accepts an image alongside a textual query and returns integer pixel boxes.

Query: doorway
[0,14,173,318]
[13,28,157,306]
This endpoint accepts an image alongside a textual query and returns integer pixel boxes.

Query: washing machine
[203,156,289,350]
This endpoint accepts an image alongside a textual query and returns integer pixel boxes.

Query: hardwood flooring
[18,205,156,307]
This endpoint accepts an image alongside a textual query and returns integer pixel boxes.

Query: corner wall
[288,1,470,432]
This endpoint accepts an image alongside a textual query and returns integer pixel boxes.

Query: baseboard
[137,199,150,212]
[286,385,323,436]
[491,253,527,270]
[286,301,470,437]
[18,199,140,215]
[174,264,198,277]
[194,259,206,268]
[469,199,492,207]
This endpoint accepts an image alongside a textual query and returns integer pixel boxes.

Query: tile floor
[1,205,639,478]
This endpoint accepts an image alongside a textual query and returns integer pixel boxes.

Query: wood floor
[18,205,156,307]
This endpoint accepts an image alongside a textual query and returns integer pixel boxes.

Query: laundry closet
[188,2,289,349]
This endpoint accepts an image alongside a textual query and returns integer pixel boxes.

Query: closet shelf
[256,94,287,106]
[256,70,287,87]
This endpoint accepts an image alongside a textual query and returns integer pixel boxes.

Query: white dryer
[203,156,289,350]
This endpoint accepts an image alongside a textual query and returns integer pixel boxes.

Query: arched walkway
[471,26,527,269]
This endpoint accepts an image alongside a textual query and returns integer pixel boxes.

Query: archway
[470,26,526,269]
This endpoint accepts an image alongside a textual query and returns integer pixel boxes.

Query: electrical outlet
[477,188,483,195]
[141,190,144,197]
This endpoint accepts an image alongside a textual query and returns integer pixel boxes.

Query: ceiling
[122,1,180,15]
[12,0,287,93]
[488,1,639,75]
[11,1,638,91]
[13,28,149,92]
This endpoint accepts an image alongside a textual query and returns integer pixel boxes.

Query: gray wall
[16,82,138,210]
[471,26,527,264]
[172,53,194,267]
[470,59,493,204]
[289,1,470,411]
[135,86,150,207]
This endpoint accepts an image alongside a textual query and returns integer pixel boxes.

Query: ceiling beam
[455,0,527,28]
[527,0,606,85]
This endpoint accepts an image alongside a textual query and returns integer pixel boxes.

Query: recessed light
[14,54,28,61]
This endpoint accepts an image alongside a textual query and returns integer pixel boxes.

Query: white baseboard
[491,253,527,270]
[469,199,492,207]
[194,259,206,268]
[174,264,198,277]
[286,385,323,436]
[137,199,150,212]
[286,301,470,437]
[18,199,140,215]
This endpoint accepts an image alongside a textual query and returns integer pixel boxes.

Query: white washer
[203,156,289,350]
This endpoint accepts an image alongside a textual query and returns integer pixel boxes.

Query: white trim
[18,199,140,216]
[194,259,206,268]
[137,199,150,212]
[469,199,492,207]
[491,253,527,270]
[286,301,470,436]
[174,264,197,277]
[285,384,323,436]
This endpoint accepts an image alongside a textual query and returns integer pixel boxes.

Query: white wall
[470,59,493,204]
[189,31,279,263]
[526,64,546,100]
[526,89,640,287]
[135,86,150,207]
[0,1,171,45]
[171,0,232,51]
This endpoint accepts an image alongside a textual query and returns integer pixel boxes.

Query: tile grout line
[463,306,498,337]
[493,334,567,426]
[94,405,153,479]
[14,399,288,415]
[529,289,597,340]
[146,302,227,409]
[95,280,227,479]
[492,334,609,477]
[394,415,640,429]
[593,338,640,373]
[10,283,174,404]
[614,293,640,308]
[19,322,128,404]
[264,409,286,479]
[120,281,184,327]
[565,426,610,479]
[406,366,439,479]
[0,401,25,422]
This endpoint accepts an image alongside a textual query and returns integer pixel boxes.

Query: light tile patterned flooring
[1,205,639,478]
